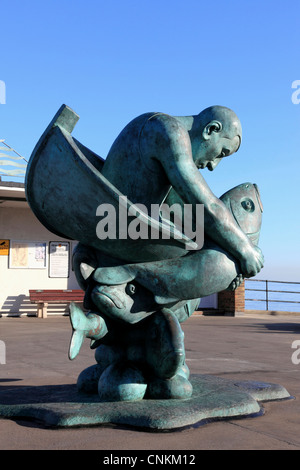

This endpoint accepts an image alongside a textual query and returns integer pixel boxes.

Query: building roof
[0,181,27,208]
[0,181,25,188]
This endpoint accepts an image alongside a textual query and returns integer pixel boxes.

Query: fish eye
[126,283,136,296]
[241,198,255,212]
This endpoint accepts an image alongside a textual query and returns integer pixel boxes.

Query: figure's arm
[140,116,263,277]
[167,157,263,276]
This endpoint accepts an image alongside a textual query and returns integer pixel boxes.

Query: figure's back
[102,113,170,208]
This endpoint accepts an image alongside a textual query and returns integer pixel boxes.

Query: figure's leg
[145,309,185,379]
[144,308,193,399]
[132,244,240,302]
[170,298,201,323]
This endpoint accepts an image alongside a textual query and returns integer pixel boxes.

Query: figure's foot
[69,303,108,360]
[145,309,185,379]
[77,363,104,393]
[147,373,193,400]
[98,361,147,402]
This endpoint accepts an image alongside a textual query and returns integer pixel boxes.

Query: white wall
[0,205,80,315]
[0,203,218,315]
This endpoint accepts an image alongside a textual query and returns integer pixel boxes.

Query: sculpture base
[0,375,291,431]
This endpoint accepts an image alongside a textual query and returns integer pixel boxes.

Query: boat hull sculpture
[25,106,195,263]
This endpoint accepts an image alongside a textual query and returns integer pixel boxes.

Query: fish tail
[68,303,108,360]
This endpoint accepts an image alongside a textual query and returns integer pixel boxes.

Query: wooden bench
[29,289,84,318]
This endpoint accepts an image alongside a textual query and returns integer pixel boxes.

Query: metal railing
[245,279,300,311]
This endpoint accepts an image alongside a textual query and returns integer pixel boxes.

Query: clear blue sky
[1,0,300,282]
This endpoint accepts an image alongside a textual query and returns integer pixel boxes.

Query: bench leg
[37,303,43,318]
[42,303,48,319]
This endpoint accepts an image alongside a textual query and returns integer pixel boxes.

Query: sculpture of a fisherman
[25,104,264,401]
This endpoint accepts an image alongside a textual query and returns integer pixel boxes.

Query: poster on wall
[9,241,47,269]
[0,239,9,256]
[49,241,70,278]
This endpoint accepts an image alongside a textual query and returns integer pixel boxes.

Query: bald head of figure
[198,105,242,142]
[190,105,242,171]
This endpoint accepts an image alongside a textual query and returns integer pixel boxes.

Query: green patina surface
[24,104,266,403]
[0,375,291,430]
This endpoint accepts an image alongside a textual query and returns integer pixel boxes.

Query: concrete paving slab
[0,313,299,450]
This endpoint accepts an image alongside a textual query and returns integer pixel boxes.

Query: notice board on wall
[9,241,47,269]
[49,241,70,278]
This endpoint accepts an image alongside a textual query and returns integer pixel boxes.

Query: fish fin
[69,303,108,360]
[68,303,87,360]
[93,266,135,285]
[80,262,96,280]
[90,338,102,350]
[154,295,179,306]
[69,302,86,330]
[69,330,85,361]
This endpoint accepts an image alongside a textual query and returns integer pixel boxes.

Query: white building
[0,181,80,316]
[0,181,217,316]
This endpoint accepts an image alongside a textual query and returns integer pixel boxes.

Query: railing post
[266,280,269,311]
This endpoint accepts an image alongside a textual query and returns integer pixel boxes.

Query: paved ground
[0,312,299,451]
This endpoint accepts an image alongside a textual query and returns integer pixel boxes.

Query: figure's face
[195,134,241,171]
[192,115,241,171]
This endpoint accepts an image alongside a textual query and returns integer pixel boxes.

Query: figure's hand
[239,245,264,278]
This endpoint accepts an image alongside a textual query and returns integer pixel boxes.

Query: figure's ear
[202,120,222,140]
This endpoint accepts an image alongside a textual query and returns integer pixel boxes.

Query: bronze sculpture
[25,104,264,401]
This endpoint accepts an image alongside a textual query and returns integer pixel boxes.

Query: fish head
[220,182,263,245]
[91,267,157,324]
